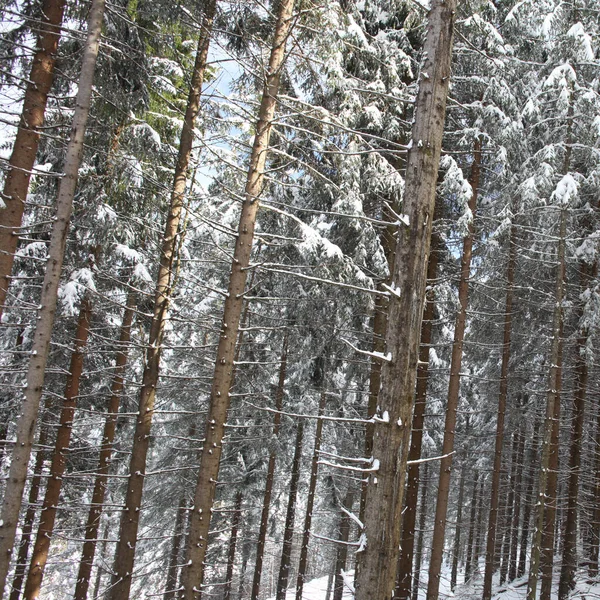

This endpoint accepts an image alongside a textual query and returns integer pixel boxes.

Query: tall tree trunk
[482,222,517,599]
[411,461,429,600]
[180,0,296,594]
[0,0,67,318]
[500,432,519,585]
[276,421,305,600]
[558,262,595,598]
[74,291,135,600]
[251,333,288,600]
[295,389,327,600]
[9,410,51,600]
[474,476,486,575]
[590,404,600,578]
[450,462,467,592]
[0,0,105,589]
[164,498,187,600]
[464,472,479,584]
[426,139,482,600]
[527,205,567,600]
[23,297,92,599]
[223,492,243,600]
[107,3,217,597]
[92,520,110,600]
[355,3,457,598]
[332,490,354,600]
[508,418,525,582]
[395,231,440,600]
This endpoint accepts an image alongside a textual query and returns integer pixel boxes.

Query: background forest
[0,0,599,600]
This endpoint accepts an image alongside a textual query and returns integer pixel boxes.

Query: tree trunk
[508,418,525,582]
[9,412,51,600]
[295,389,327,600]
[482,222,517,599]
[333,490,354,600]
[464,472,479,584]
[276,421,305,600]
[558,262,595,598]
[500,432,519,585]
[526,205,567,600]
[74,291,135,600]
[0,0,67,318]
[590,404,600,578]
[163,499,187,600]
[223,492,243,600]
[450,462,467,592]
[473,476,486,576]
[92,520,110,600]
[107,3,217,597]
[411,461,429,600]
[23,297,92,600]
[426,139,482,600]
[355,3,457,598]
[395,231,440,600]
[0,0,105,589]
[251,333,288,600]
[180,0,296,594]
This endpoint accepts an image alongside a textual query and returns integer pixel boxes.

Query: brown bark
[276,420,304,600]
[107,3,217,597]
[355,3,457,598]
[426,139,482,600]
[164,499,187,600]
[0,0,66,318]
[295,388,327,600]
[558,262,595,598]
[74,291,135,600]
[395,231,440,600]
[180,0,296,594]
[23,297,92,599]
[464,472,479,584]
[223,492,243,600]
[482,222,517,599]
[0,0,105,589]
[333,490,354,600]
[251,333,288,600]
[450,462,466,592]
[411,461,429,600]
[527,207,567,600]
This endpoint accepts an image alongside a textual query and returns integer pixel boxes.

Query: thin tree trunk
[276,421,305,600]
[464,472,479,584]
[395,232,440,600]
[500,432,519,585]
[0,0,67,318]
[333,490,354,600]
[164,499,187,600]
[23,297,92,599]
[474,476,486,576]
[180,0,296,595]
[508,418,525,582]
[251,333,289,600]
[223,492,243,600]
[107,3,217,597]
[0,0,105,589]
[558,262,595,598]
[411,461,429,600]
[74,290,135,600]
[355,3,457,598]
[482,222,517,599]
[295,389,327,600]
[92,520,110,600]
[590,405,600,578]
[526,206,567,600]
[426,139,482,600]
[451,463,467,592]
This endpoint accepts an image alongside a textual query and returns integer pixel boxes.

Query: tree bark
[251,333,288,600]
[355,3,457,598]
[500,432,520,585]
[0,0,67,319]
[23,296,92,599]
[590,403,600,578]
[0,0,105,589]
[180,0,296,594]
[276,420,304,600]
[464,472,479,584]
[508,417,525,582]
[74,291,135,600]
[558,261,595,599]
[426,139,482,600]
[332,490,354,600]
[295,389,327,600]
[411,461,429,600]
[163,498,187,600]
[223,492,243,600]
[395,231,440,600]
[482,222,517,599]
[107,3,217,597]
[450,462,467,592]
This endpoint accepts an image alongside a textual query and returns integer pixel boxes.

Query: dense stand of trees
[0,1,600,600]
